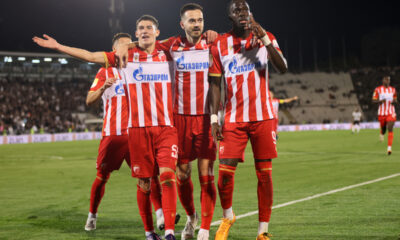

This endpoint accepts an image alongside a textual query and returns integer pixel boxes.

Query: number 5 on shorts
[271,131,277,145]
[171,145,178,159]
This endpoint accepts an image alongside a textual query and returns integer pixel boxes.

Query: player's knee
[138,178,151,192]
[198,159,214,176]
[255,159,272,183]
[198,167,212,177]
[177,171,190,181]
[177,164,191,181]
[220,158,239,167]
[137,185,151,193]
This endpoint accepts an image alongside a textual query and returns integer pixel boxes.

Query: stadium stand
[270,72,359,124]
[0,52,101,135]
[0,76,98,135]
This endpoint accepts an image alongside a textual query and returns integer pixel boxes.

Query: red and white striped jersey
[373,85,397,116]
[209,31,283,123]
[104,48,174,127]
[89,67,129,136]
[271,98,280,119]
[157,36,210,115]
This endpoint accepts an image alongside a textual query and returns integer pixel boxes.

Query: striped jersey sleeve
[89,68,106,92]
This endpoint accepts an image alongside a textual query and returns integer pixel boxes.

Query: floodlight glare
[4,56,13,63]
[58,58,68,64]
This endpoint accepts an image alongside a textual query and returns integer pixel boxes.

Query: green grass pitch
[0,129,399,240]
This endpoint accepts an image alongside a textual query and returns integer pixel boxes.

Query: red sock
[199,175,216,230]
[150,176,162,211]
[218,164,236,209]
[160,171,177,230]
[89,173,110,214]
[137,185,154,232]
[177,177,195,216]
[255,161,273,222]
[388,132,394,147]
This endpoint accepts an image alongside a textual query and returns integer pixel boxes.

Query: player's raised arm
[33,34,106,66]
[249,15,288,73]
[281,96,299,104]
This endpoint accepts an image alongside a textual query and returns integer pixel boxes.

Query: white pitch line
[209,172,400,227]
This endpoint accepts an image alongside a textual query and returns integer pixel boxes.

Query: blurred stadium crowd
[0,77,94,135]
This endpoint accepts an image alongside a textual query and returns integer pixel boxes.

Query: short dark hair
[112,32,132,46]
[136,15,159,29]
[180,3,203,18]
[227,0,249,15]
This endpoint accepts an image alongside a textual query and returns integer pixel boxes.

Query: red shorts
[378,114,397,128]
[96,135,130,174]
[128,126,178,178]
[274,118,279,132]
[219,120,277,162]
[174,114,216,164]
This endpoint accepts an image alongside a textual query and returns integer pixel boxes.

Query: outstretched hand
[32,34,60,50]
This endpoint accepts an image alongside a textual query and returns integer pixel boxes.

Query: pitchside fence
[1,122,399,145]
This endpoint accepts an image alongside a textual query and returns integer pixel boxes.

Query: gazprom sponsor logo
[176,55,209,71]
[132,65,169,82]
[115,83,125,95]
[228,56,262,74]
